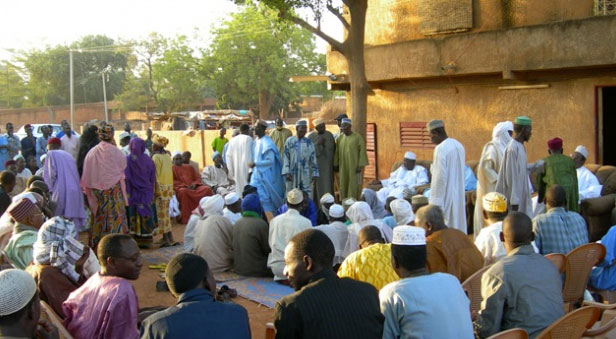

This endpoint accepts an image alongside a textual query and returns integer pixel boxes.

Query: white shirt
[315,221,349,264]
[430,138,467,233]
[475,221,506,265]
[225,134,254,196]
[223,207,241,225]
[60,134,80,159]
[267,208,312,280]
[378,165,429,202]
[17,168,32,179]
[577,166,602,201]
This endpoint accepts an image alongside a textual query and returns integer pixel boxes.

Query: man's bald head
[358,225,384,249]
[502,212,534,253]
[545,185,566,209]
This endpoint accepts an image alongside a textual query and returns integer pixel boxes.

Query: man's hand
[248,162,255,168]
[37,319,59,339]
[285,174,292,181]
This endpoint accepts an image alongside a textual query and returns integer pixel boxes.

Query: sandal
[160,242,171,248]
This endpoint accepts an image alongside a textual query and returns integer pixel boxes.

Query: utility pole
[69,49,74,127]
[102,71,108,122]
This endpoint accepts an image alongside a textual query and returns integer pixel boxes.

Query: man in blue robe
[249,120,285,216]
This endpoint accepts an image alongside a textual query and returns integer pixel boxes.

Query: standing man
[427,120,467,233]
[334,118,368,201]
[0,126,9,171]
[474,121,512,234]
[282,119,318,197]
[308,118,336,203]
[60,121,80,159]
[496,116,533,216]
[5,123,20,160]
[35,125,51,167]
[124,122,137,139]
[250,120,284,215]
[269,117,292,155]
[211,127,228,155]
[225,124,253,196]
[572,145,602,201]
[333,113,348,139]
[537,137,579,212]
[20,124,37,161]
[145,128,154,154]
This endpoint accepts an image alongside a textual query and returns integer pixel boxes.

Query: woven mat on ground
[142,245,184,265]
[217,277,294,308]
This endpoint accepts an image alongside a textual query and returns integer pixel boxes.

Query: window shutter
[365,123,378,180]
[400,122,434,148]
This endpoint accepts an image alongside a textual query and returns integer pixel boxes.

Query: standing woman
[76,125,100,178]
[125,138,157,248]
[151,134,177,247]
[80,125,128,250]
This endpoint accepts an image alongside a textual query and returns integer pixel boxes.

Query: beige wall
[368,76,614,179]
[365,0,594,46]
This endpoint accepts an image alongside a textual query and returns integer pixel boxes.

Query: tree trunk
[258,90,275,120]
[345,1,370,140]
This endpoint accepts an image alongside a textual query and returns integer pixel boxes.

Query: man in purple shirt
[63,234,143,339]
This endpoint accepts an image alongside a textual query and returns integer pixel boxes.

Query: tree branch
[283,13,344,53]
[327,4,350,30]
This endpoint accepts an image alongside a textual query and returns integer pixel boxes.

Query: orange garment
[172,164,213,224]
[426,228,484,282]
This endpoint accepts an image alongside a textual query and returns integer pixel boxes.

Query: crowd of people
[0,114,613,339]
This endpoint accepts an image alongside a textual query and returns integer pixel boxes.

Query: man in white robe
[223,192,242,224]
[473,121,513,236]
[314,204,349,265]
[496,116,534,217]
[202,151,235,195]
[572,145,602,201]
[375,151,429,203]
[225,124,253,196]
[427,120,467,233]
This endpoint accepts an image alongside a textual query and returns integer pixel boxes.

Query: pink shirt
[63,273,139,339]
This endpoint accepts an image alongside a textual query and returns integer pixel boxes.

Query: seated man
[338,226,399,290]
[275,229,384,338]
[475,212,565,338]
[201,151,235,195]
[0,170,15,216]
[375,152,429,203]
[590,225,616,291]
[316,193,335,225]
[390,198,414,227]
[0,269,58,339]
[411,195,428,214]
[192,195,234,273]
[172,152,213,224]
[232,193,272,277]
[475,192,509,265]
[63,234,142,339]
[276,190,318,226]
[182,151,200,175]
[380,226,474,339]
[223,192,242,225]
[315,204,349,265]
[27,217,100,318]
[4,196,46,269]
[533,185,588,255]
[572,145,602,201]
[415,205,483,281]
[268,189,312,281]
[140,253,250,339]
[5,160,26,198]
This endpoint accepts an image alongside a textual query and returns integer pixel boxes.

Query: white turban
[203,194,225,216]
[404,152,416,160]
[492,121,513,153]
[224,192,240,205]
[391,199,414,225]
[320,193,335,205]
[575,145,589,159]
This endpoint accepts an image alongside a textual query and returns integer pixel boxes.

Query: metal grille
[595,0,616,15]
[399,122,434,148]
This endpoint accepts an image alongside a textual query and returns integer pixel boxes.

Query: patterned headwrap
[98,125,114,142]
[33,217,86,283]
[152,134,169,148]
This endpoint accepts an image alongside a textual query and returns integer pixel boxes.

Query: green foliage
[0,62,28,108]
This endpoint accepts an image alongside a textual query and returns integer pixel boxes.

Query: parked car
[14,124,74,140]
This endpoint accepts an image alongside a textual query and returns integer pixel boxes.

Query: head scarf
[33,217,85,283]
[98,125,114,142]
[125,138,156,217]
[241,193,263,217]
[202,194,225,218]
[347,201,375,224]
[343,201,393,257]
[43,150,87,229]
[81,137,127,191]
[492,121,513,154]
[391,199,414,225]
[362,188,386,219]
[152,134,169,148]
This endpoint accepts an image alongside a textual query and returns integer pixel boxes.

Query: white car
[15,124,75,140]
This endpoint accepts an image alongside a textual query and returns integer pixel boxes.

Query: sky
[0,0,343,60]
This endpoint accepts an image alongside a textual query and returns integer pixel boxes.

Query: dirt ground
[100,221,274,338]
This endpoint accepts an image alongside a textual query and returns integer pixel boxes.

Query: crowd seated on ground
[2,118,616,339]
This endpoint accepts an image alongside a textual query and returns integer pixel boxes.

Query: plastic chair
[562,243,606,312]
[461,264,492,314]
[265,322,275,339]
[40,300,74,339]
[486,328,529,339]
[581,301,616,337]
[536,306,600,339]
[545,253,566,273]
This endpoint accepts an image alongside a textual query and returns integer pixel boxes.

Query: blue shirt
[139,289,250,339]
[276,199,318,226]
[590,225,616,290]
[533,207,588,255]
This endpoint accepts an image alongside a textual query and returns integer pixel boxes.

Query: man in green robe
[308,118,336,203]
[537,137,579,212]
[269,118,292,155]
[334,118,368,200]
